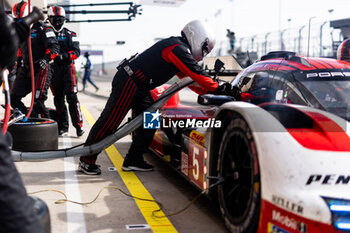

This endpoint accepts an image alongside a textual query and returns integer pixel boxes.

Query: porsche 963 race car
[148,51,350,233]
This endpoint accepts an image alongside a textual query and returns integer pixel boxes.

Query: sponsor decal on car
[272,195,304,214]
[268,222,290,233]
[272,210,307,233]
[189,131,205,146]
[306,174,350,185]
[181,152,188,176]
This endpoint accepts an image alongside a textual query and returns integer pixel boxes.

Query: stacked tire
[8,118,58,151]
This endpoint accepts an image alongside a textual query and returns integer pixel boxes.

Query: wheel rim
[12,118,55,125]
[220,129,254,224]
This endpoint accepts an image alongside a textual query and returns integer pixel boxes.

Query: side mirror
[197,94,235,106]
[214,59,225,73]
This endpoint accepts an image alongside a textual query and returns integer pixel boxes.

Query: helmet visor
[49,16,65,31]
[201,38,210,58]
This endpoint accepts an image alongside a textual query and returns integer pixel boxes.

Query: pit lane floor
[12,74,229,233]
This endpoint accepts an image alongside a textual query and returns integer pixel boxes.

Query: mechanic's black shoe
[59,129,69,136]
[76,128,85,137]
[122,158,154,172]
[78,161,101,175]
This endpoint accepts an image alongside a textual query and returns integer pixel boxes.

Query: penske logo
[306,174,350,185]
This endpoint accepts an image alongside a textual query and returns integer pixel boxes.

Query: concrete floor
[12,74,229,233]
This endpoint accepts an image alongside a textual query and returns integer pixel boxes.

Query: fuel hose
[12,77,194,161]
[2,70,10,134]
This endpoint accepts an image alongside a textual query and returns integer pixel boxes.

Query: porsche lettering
[306,72,350,78]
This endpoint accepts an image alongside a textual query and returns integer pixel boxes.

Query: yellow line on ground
[81,105,178,233]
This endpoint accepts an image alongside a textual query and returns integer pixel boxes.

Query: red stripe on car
[288,110,350,151]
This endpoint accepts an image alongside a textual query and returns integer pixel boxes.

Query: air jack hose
[25,0,35,119]
[1,70,11,134]
[12,77,194,161]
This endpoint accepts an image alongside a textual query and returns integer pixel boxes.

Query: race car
[148,51,350,233]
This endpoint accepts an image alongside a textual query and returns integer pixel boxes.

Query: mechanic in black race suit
[47,5,84,137]
[0,3,45,232]
[79,20,232,175]
[10,1,59,118]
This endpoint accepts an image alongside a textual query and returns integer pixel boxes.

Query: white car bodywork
[210,101,350,230]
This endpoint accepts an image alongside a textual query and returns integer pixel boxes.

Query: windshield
[294,70,350,120]
[300,80,350,120]
[232,65,350,120]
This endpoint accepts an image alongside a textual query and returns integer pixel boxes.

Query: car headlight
[324,197,350,231]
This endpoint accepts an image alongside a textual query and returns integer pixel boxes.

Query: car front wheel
[217,114,260,233]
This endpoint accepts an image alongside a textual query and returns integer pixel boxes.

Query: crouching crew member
[47,6,84,136]
[79,20,232,175]
[11,1,59,118]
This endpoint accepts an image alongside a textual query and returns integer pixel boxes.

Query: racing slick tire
[217,114,260,233]
[8,118,58,152]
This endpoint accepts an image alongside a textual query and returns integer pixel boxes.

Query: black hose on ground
[12,77,194,161]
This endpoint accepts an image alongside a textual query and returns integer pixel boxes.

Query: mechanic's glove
[38,58,49,70]
[231,86,241,100]
[55,53,70,63]
[212,82,233,95]
[17,56,23,67]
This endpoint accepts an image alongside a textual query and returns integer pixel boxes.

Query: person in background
[78,20,232,175]
[82,51,99,92]
[47,5,84,137]
[226,29,236,53]
[10,1,59,118]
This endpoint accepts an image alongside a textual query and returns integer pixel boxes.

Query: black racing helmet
[47,6,66,32]
[337,39,350,61]
[251,72,269,91]
[12,1,31,18]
